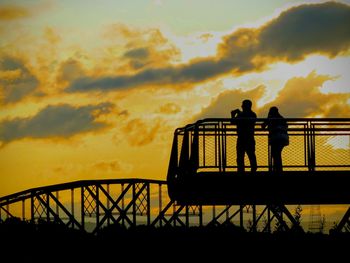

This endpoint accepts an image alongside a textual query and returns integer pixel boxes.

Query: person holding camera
[231,99,257,174]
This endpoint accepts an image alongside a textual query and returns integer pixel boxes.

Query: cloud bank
[0,102,113,144]
[66,2,350,93]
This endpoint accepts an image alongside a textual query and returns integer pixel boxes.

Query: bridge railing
[168,118,350,176]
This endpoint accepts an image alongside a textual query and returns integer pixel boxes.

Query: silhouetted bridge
[1,118,350,233]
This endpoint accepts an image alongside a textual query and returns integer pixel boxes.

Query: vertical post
[240,205,244,228]
[268,144,272,172]
[22,200,25,221]
[167,131,179,188]
[31,194,34,223]
[304,123,307,168]
[203,125,206,167]
[252,205,257,232]
[81,186,85,231]
[179,130,190,176]
[191,124,199,173]
[71,189,74,229]
[132,183,136,226]
[307,121,316,172]
[121,184,125,227]
[159,184,162,227]
[199,205,203,227]
[46,193,50,222]
[56,191,59,218]
[107,184,110,226]
[226,205,229,222]
[267,206,271,233]
[311,123,316,171]
[215,124,218,169]
[185,206,189,227]
[212,205,216,222]
[96,185,100,229]
[6,204,9,220]
[218,123,222,172]
[173,202,176,227]
[147,183,150,226]
[222,122,227,172]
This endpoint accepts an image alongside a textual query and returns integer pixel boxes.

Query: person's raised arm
[231,109,241,118]
[231,109,241,124]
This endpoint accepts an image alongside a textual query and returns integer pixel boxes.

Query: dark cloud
[123,47,149,60]
[67,58,230,92]
[0,56,40,104]
[0,102,114,144]
[117,109,129,117]
[56,59,85,84]
[66,2,350,93]
[258,1,350,60]
[123,47,151,70]
[219,1,350,71]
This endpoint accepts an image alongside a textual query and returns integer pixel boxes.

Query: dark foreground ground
[1,218,349,262]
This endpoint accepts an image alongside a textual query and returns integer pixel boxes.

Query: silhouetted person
[262,106,289,173]
[231,99,257,173]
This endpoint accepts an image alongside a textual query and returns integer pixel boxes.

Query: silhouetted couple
[231,100,288,174]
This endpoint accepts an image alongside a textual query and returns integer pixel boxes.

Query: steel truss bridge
[1,118,350,234]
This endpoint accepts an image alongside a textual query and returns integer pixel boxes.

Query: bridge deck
[170,171,350,205]
[167,118,350,206]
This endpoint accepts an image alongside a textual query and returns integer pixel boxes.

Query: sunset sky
[0,0,350,197]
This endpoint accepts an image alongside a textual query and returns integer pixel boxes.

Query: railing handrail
[170,117,350,175]
[176,117,350,133]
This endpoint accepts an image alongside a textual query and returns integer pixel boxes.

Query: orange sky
[0,0,350,198]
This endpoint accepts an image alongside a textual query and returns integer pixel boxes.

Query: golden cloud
[102,24,180,74]
[44,27,61,46]
[194,85,266,120]
[0,5,30,20]
[122,118,161,146]
[157,102,181,114]
[261,71,350,118]
[92,159,122,171]
[196,71,350,120]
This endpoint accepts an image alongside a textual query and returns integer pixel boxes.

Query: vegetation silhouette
[1,217,349,262]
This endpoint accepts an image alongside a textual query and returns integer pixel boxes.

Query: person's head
[241,99,252,111]
[268,106,279,117]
